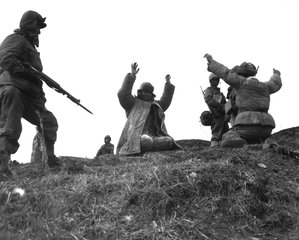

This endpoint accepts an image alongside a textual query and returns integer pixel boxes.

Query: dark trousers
[0,85,58,156]
[210,114,229,142]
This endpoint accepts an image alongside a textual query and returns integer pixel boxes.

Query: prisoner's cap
[20,10,47,30]
[138,82,156,97]
[237,62,257,77]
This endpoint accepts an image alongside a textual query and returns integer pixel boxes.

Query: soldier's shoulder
[1,33,27,46]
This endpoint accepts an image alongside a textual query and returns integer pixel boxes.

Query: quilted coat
[208,59,282,129]
[116,73,180,155]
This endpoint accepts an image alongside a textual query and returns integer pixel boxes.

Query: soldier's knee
[41,110,58,130]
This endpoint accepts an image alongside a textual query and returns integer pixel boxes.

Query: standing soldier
[0,10,61,179]
[204,73,229,147]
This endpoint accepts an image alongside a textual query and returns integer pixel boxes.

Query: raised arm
[204,54,245,89]
[157,74,175,111]
[265,68,282,94]
[117,63,139,112]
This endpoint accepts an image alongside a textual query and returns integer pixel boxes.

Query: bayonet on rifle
[30,66,93,114]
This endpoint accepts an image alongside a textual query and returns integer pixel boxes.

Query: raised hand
[203,53,213,62]
[131,62,140,76]
[273,68,281,76]
[165,74,171,84]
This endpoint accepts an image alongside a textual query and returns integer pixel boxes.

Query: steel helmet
[20,10,47,30]
[209,73,220,82]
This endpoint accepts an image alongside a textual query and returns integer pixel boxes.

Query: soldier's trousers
[210,114,229,142]
[0,85,58,157]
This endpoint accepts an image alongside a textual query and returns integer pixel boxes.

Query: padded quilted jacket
[208,59,282,128]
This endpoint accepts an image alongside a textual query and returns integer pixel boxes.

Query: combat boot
[0,151,13,180]
[47,155,62,168]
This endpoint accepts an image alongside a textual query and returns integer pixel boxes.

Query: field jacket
[117,73,179,155]
[0,32,45,100]
[204,86,226,117]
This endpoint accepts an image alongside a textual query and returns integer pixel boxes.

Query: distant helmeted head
[137,82,156,101]
[209,73,220,87]
[209,73,220,82]
[104,135,111,143]
[237,62,257,78]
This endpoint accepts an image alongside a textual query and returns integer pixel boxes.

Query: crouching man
[117,62,181,155]
[204,54,282,147]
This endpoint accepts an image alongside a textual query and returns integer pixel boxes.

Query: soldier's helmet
[20,10,47,30]
[209,73,220,82]
[104,135,111,142]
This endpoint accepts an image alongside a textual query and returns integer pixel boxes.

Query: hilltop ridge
[0,127,298,239]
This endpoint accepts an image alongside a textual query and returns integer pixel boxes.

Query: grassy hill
[0,127,298,240]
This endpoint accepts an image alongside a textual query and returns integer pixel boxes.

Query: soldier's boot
[45,141,62,168]
[0,151,13,180]
[47,155,62,168]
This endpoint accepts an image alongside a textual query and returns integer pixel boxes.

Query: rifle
[200,86,205,99]
[30,66,93,114]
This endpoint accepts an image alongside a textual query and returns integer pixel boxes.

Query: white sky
[0,0,298,163]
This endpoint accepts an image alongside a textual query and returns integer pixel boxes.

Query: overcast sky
[1,0,298,163]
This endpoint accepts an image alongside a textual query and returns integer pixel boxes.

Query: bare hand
[204,53,213,62]
[165,74,171,84]
[273,68,281,76]
[131,62,139,76]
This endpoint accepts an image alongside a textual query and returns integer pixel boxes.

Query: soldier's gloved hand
[131,62,139,76]
[273,68,281,76]
[165,74,171,84]
[11,63,37,80]
[22,62,32,69]
[204,53,213,62]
